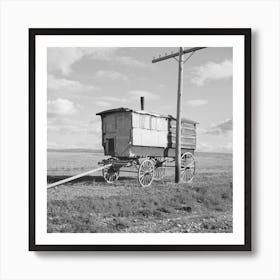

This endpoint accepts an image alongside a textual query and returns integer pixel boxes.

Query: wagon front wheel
[138,159,155,187]
[181,152,195,183]
[102,165,120,183]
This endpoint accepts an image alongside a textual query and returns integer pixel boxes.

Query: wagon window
[139,114,150,129]
[150,117,157,130]
[139,115,145,128]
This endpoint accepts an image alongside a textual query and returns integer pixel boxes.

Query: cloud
[221,142,233,153]
[48,98,77,116]
[117,56,147,68]
[100,96,127,103]
[82,47,119,59]
[86,49,147,68]
[48,48,84,75]
[48,47,118,75]
[196,127,207,134]
[128,90,159,101]
[48,74,96,93]
[95,100,112,107]
[48,47,147,76]
[94,70,128,81]
[190,60,233,86]
[88,117,102,134]
[94,96,128,108]
[187,99,208,107]
[206,118,233,135]
[48,117,101,137]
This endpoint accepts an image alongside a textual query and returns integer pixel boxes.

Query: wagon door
[107,138,115,154]
[102,114,117,156]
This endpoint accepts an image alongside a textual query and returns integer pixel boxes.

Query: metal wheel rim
[102,166,120,183]
[138,159,155,187]
[181,152,195,183]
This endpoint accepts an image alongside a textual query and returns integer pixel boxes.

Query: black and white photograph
[47,46,233,232]
[5,0,280,278]
[29,29,251,250]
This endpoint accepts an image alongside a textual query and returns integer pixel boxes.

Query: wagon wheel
[181,152,195,183]
[152,158,166,181]
[102,164,120,184]
[138,159,155,187]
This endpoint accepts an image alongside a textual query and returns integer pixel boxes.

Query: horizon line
[47,148,233,154]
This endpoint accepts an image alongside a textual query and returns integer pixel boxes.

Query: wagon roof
[96,107,198,124]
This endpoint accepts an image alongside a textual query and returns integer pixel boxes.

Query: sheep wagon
[97,107,198,187]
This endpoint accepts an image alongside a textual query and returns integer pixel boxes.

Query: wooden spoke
[153,158,166,181]
[102,164,120,184]
[138,159,155,187]
[181,152,195,183]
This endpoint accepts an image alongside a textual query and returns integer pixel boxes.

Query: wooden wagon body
[96,108,198,159]
[48,107,198,188]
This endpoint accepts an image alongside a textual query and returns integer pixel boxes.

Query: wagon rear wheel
[138,159,155,187]
[181,152,195,183]
[153,158,166,181]
[102,164,120,183]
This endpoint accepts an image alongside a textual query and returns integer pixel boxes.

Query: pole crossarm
[152,47,206,63]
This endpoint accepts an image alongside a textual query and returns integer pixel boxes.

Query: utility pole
[152,47,206,183]
[175,47,183,182]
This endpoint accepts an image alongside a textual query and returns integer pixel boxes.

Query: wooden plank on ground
[47,164,112,189]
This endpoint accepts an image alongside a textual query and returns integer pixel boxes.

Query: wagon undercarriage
[99,152,195,187]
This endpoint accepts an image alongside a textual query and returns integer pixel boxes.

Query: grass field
[47,151,233,233]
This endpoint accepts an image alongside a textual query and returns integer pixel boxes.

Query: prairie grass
[47,151,232,233]
[48,178,232,232]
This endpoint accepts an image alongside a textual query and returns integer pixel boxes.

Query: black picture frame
[29,28,251,251]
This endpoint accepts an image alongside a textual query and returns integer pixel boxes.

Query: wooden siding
[131,112,168,148]
[99,110,197,157]
[168,119,196,150]
[169,127,196,136]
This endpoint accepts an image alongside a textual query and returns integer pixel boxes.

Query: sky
[47,47,233,153]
